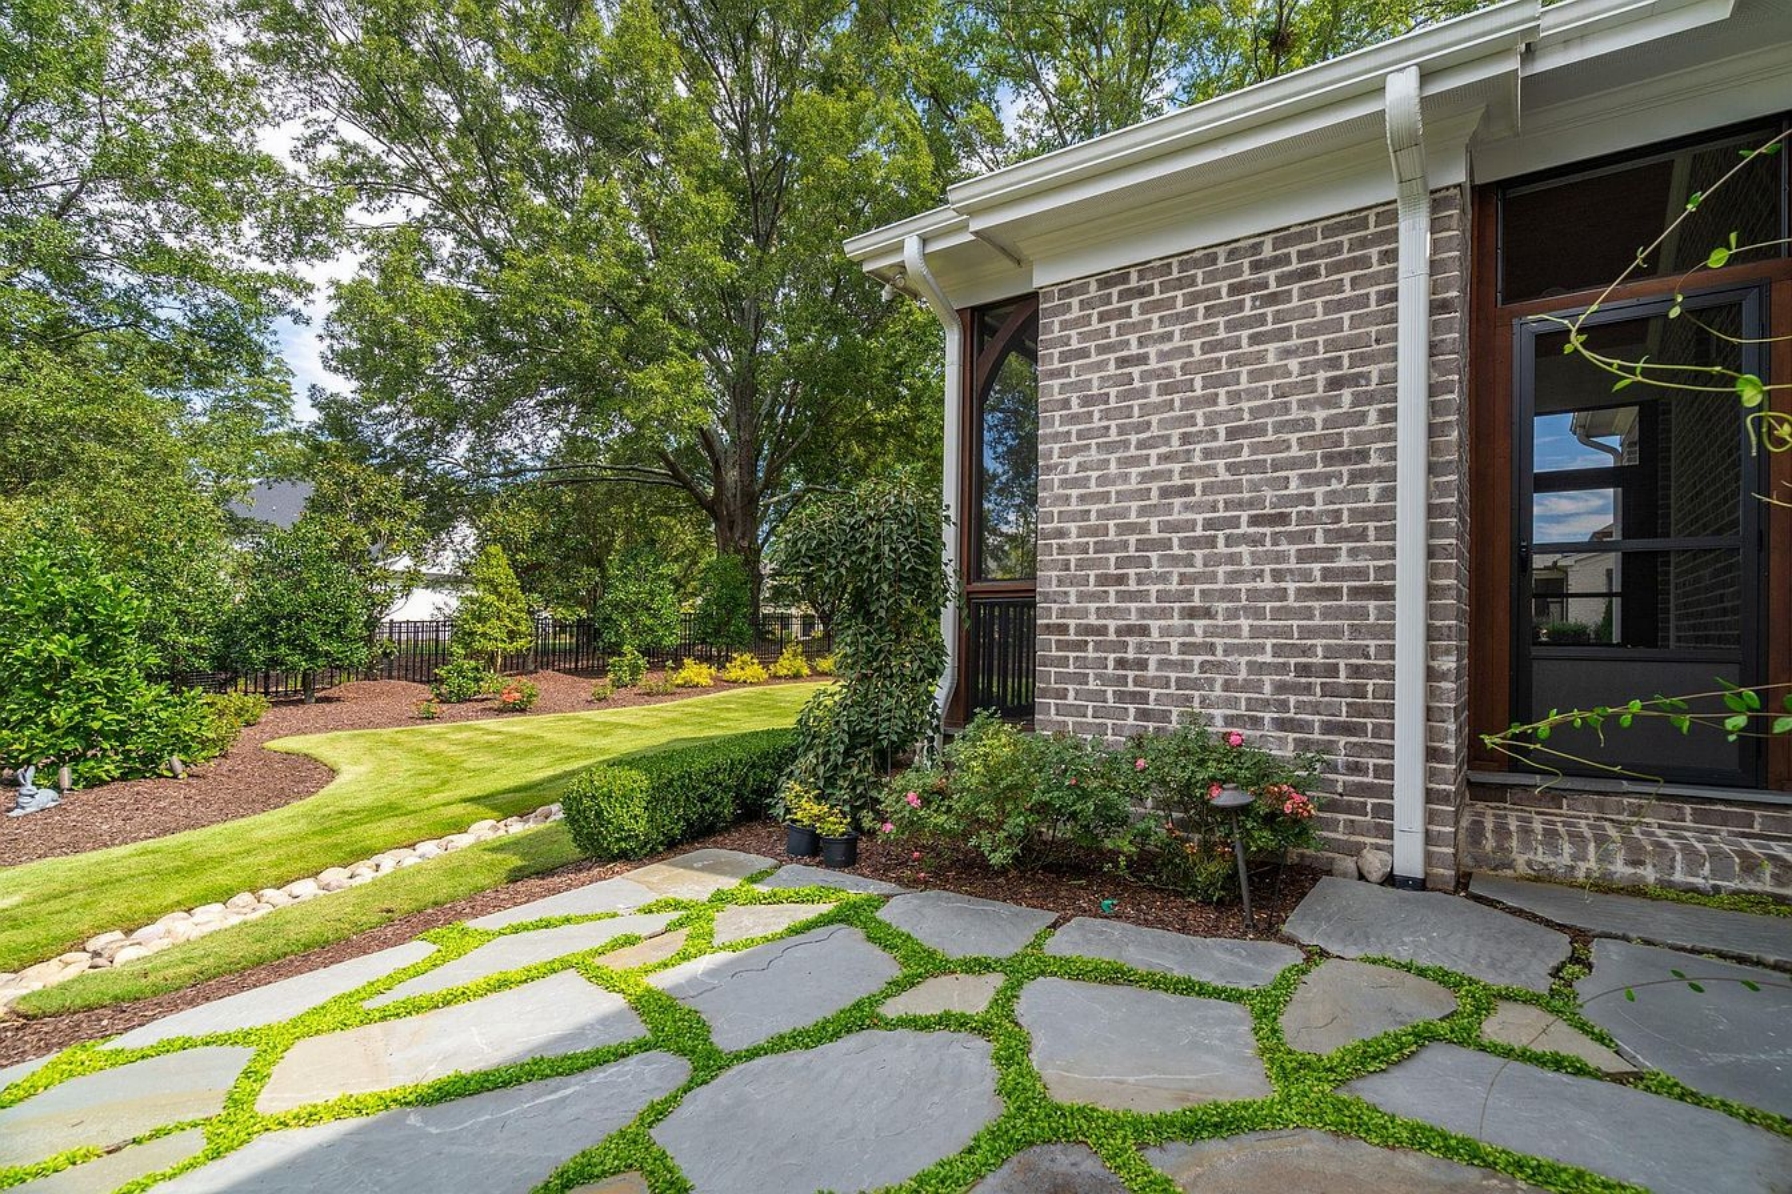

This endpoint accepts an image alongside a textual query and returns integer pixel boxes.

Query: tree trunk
[303,671,317,704]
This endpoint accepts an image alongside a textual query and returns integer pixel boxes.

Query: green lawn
[0,683,820,976]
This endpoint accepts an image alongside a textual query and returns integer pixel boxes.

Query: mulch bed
[0,672,819,869]
[0,818,1321,1065]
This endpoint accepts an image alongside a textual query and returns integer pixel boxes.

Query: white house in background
[847,0,1792,895]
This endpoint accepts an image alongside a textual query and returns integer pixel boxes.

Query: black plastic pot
[786,822,820,858]
[819,832,859,869]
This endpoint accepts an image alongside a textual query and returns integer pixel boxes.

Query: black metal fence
[964,597,1036,721]
[177,612,829,698]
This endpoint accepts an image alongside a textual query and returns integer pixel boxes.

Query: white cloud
[1533,490,1615,543]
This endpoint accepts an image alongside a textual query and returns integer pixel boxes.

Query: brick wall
[1462,785,1792,896]
[1031,191,1470,884]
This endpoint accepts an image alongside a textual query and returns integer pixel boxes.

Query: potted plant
[813,803,858,869]
[782,783,827,858]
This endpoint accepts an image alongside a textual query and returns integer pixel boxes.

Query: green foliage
[885,713,1133,868]
[1540,621,1593,645]
[431,659,497,704]
[768,642,811,678]
[414,698,441,720]
[493,676,540,713]
[812,652,836,675]
[608,645,649,689]
[0,533,212,784]
[590,678,615,702]
[192,692,273,760]
[778,475,950,823]
[593,547,681,654]
[226,522,379,700]
[693,555,755,651]
[562,729,798,859]
[781,781,849,836]
[670,658,716,688]
[639,676,678,697]
[720,652,768,684]
[450,544,535,672]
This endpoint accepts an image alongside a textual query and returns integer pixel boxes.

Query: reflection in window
[975,303,1038,581]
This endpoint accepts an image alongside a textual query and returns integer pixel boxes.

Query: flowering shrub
[768,641,811,678]
[720,652,769,684]
[670,658,715,688]
[495,677,539,712]
[883,712,1132,868]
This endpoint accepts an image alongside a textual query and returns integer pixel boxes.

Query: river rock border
[0,804,564,1009]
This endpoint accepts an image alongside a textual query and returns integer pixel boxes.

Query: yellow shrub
[768,642,810,678]
[670,658,716,688]
[720,652,769,684]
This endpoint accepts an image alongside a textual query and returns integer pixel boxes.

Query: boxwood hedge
[562,728,797,859]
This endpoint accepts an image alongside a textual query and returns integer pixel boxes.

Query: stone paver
[1472,874,1792,967]
[164,1052,690,1194]
[1575,938,1791,1116]
[650,925,898,1050]
[258,970,641,1112]
[0,1047,253,1168]
[596,928,688,969]
[1016,977,1268,1112]
[1280,959,1455,1054]
[880,973,1004,1016]
[625,848,775,899]
[465,876,655,930]
[1045,917,1300,988]
[1284,877,1569,992]
[109,943,437,1049]
[653,1029,1000,1194]
[1145,1130,1541,1192]
[1347,1042,1792,1194]
[970,1144,1127,1193]
[0,1052,53,1093]
[756,864,906,895]
[876,891,1055,958]
[12,1128,207,1194]
[367,914,673,1006]
[711,902,835,944]
[1482,1001,1634,1073]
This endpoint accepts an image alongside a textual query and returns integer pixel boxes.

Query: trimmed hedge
[562,729,798,860]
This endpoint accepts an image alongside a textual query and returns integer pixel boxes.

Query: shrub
[495,677,539,712]
[670,658,715,688]
[0,533,215,785]
[811,652,836,675]
[608,645,648,688]
[693,554,754,651]
[590,678,614,702]
[563,729,798,858]
[720,652,768,684]
[450,543,534,671]
[192,692,273,760]
[593,546,680,653]
[782,781,850,836]
[769,641,810,678]
[225,521,379,703]
[415,698,441,720]
[1118,720,1323,900]
[884,712,1132,868]
[640,675,678,696]
[432,657,496,703]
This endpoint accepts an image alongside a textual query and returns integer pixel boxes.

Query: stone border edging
[0,803,565,1008]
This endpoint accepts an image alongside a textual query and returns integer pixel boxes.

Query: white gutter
[903,234,962,738]
[1384,65,1431,891]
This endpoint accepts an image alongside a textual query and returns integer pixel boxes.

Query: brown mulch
[0,672,821,869]
[0,818,1321,1065]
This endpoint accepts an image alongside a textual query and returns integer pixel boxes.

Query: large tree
[254,0,948,613]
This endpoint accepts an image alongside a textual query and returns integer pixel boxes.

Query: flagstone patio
[1,850,1787,1193]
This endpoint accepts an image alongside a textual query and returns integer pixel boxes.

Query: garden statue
[6,764,63,817]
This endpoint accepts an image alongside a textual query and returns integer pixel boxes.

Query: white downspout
[1384,66,1431,891]
[903,234,962,736]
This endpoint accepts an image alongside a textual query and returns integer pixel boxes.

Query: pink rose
[1134,757,1147,771]
[1067,777,1077,786]
[881,821,895,833]
[905,790,921,808]
[1208,782,1223,800]
[911,850,922,861]
[1226,731,1244,747]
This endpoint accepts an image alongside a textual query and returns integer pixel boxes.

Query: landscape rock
[1482,1001,1634,1073]
[1017,977,1269,1112]
[653,1030,999,1194]
[257,888,291,907]
[258,970,643,1112]
[881,973,1005,1017]
[970,1144,1128,1194]
[710,902,835,944]
[83,930,126,953]
[1357,847,1393,884]
[441,833,476,850]
[1044,917,1300,988]
[1145,1129,1542,1192]
[225,892,259,913]
[283,878,320,900]
[108,943,154,966]
[1280,959,1456,1054]
[876,891,1056,958]
[315,867,352,892]
[594,928,689,970]
[624,848,776,900]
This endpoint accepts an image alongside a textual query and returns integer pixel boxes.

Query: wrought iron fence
[964,597,1035,721]
[175,612,829,698]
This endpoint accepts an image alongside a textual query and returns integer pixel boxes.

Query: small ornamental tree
[693,553,754,651]
[228,522,377,702]
[450,543,534,672]
[593,545,681,654]
[0,532,212,784]
[778,474,949,824]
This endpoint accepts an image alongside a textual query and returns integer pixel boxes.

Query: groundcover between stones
[1,862,1788,1194]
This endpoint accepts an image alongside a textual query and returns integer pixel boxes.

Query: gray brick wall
[1032,191,1470,884]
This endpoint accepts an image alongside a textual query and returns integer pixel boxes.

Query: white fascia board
[842,206,968,272]
[945,0,1538,220]
[1529,0,1736,73]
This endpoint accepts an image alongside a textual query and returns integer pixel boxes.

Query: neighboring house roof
[847,0,1792,305]
[228,481,315,530]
